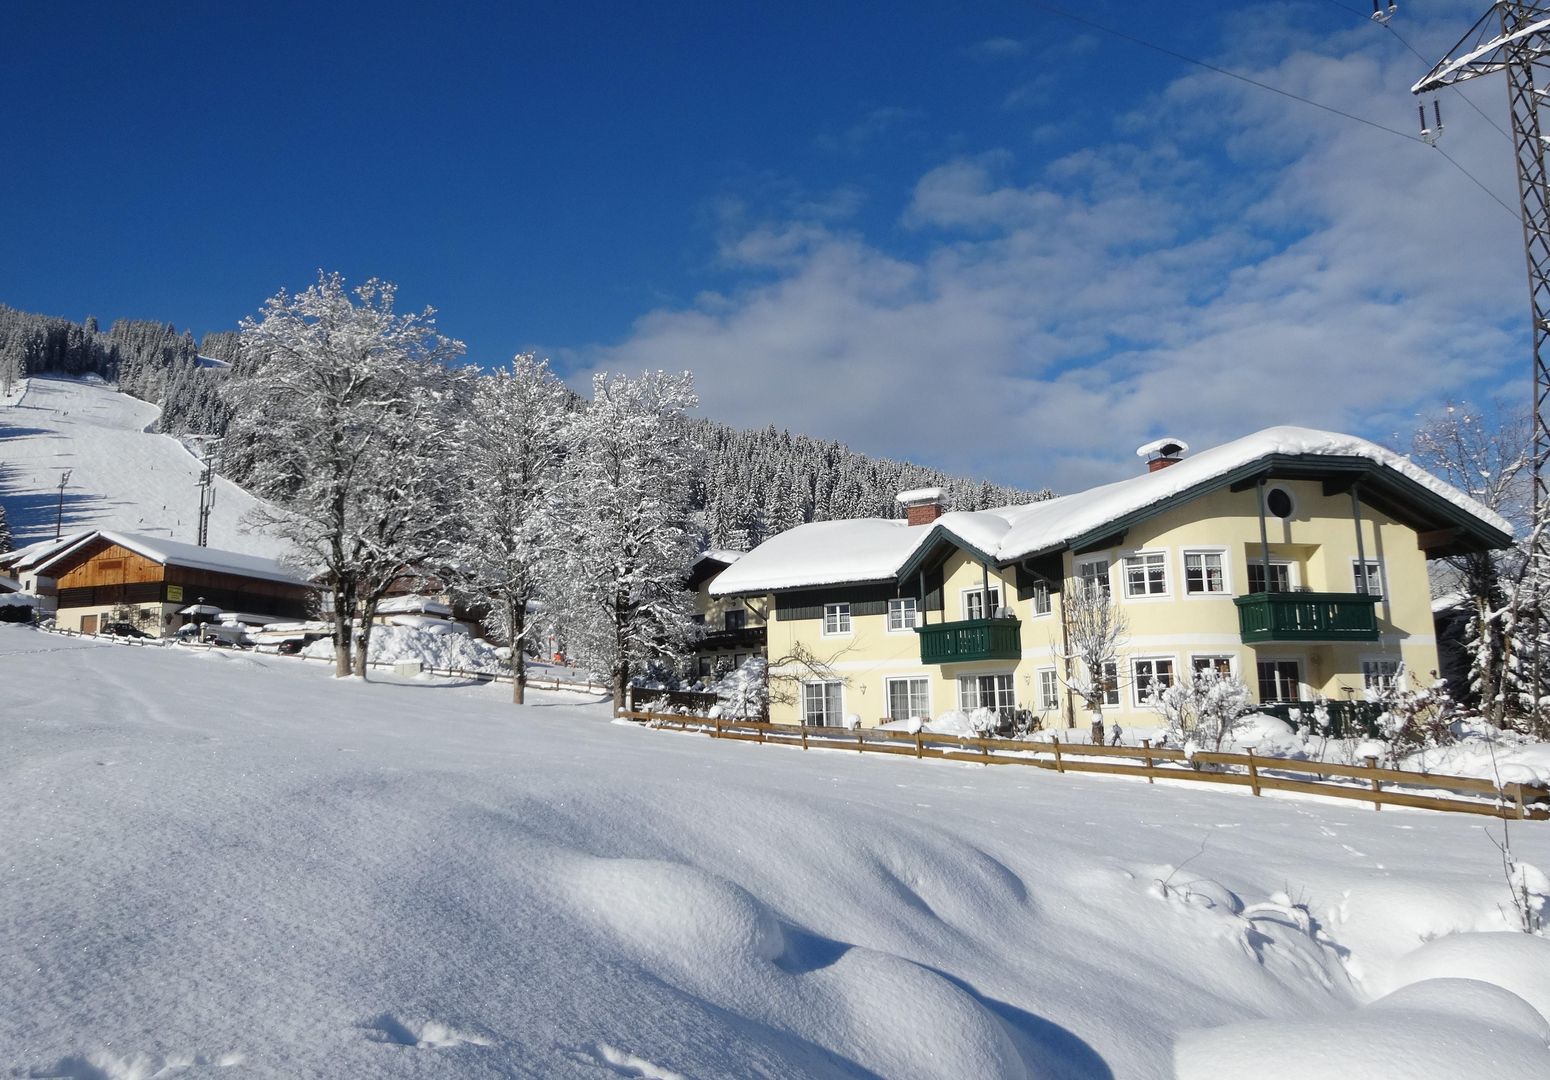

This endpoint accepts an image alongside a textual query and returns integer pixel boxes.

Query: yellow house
[709,428,1513,730]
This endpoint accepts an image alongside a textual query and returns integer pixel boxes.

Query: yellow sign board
[167,585,184,603]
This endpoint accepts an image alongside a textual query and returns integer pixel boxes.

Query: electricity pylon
[1413,3,1550,714]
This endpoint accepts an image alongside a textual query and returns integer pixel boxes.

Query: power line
[1023,0,1519,219]
[1025,1,1424,142]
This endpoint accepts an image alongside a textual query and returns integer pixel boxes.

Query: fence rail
[618,710,1550,821]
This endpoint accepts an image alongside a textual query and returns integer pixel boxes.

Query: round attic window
[1265,486,1294,519]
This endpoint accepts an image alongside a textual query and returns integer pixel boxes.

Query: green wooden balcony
[1234,592,1380,643]
[916,618,1022,664]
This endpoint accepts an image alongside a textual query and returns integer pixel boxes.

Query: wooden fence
[618,710,1550,821]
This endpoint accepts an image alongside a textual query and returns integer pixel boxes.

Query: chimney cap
[1135,437,1189,459]
[896,486,945,507]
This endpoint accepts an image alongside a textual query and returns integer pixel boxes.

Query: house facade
[687,550,767,678]
[33,529,313,637]
[710,428,1513,730]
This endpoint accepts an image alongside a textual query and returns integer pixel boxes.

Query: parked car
[102,622,151,638]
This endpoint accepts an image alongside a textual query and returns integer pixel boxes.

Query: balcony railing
[916,618,1022,664]
[1234,592,1380,643]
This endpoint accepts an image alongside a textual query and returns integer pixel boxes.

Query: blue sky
[0,1,1528,490]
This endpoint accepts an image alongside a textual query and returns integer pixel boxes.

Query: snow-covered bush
[1370,668,1457,767]
[1152,671,1254,751]
[713,657,768,721]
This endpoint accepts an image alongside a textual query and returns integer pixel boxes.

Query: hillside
[2,624,1547,1078]
[0,375,290,557]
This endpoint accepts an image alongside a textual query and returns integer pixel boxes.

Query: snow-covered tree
[1411,404,1544,731]
[447,354,570,703]
[0,501,11,554]
[1152,670,1254,751]
[223,273,464,678]
[552,370,701,709]
[1057,575,1128,744]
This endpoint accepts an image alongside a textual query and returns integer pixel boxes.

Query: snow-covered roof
[377,594,453,616]
[0,574,19,593]
[33,529,311,587]
[896,487,945,506]
[1135,437,1188,458]
[712,426,1515,596]
[711,518,930,594]
[694,549,746,568]
[1,531,94,572]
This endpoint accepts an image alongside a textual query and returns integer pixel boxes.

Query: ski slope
[1,624,1547,1079]
[0,376,290,558]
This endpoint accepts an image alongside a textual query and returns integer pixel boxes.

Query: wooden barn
[34,530,313,637]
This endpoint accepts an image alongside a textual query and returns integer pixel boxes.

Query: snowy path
[1,624,1547,1079]
[0,376,290,556]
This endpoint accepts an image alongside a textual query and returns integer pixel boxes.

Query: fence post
[915,730,923,759]
[758,721,765,745]
[714,716,723,739]
[1246,748,1261,797]
[1364,755,1381,811]
[982,738,991,765]
[1141,738,1154,783]
[1052,735,1064,773]
[801,725,808,751]
[856,728,864,752]
[1511,782,1526,820]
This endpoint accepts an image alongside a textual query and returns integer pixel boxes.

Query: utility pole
[53,469,71,540]
[196,461,215,548]
[1412,3,1550,716]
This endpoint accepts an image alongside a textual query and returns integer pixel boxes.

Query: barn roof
[33,529,310,587]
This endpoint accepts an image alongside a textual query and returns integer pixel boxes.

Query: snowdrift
[301,622,505,673]
[2,624,1548,1079]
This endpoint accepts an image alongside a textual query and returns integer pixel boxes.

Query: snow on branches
[223,273,465,677]
[550,370,703,709]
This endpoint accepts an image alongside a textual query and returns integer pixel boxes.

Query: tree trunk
[332,584,352,679]
[612,659,628,712]
[354,600,378,679]
[510,598,526,705]
[1089,706,1105,745]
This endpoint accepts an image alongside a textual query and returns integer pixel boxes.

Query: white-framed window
[1190,654,1234,679]
[1353,559,1384,598]
[823,603,851,636]
[802,680,845,726]
[1037,666,1061,711]
[1362,659,1401,690]
[887,597,918,632]
[958,673,1016,718]
[1256,660,1301,703]
[886,676,931,720]
[1078,558,1111,599]
[963,586,1001,620]
[1183,550,1227,595]
[1246,560,1294,594]
[1132,657,1176,707]
[1028,580,1052,616]
[1099,661,1120,707]
[1123,551,1168,598]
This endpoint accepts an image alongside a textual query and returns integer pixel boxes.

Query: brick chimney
[1136,438,1189,473]
[896,487,945,526]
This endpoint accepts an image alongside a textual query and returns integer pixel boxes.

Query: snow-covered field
[2,623,1548,1079]
[0,376,290,557]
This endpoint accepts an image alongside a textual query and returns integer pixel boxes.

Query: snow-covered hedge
[302,624,506,674]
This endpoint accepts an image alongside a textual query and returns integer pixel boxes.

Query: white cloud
[573,14,1526,493]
